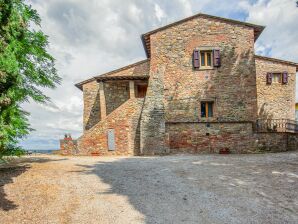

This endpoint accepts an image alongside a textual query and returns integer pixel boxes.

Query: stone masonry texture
[83,81,100,131]
[62,13,298,155]
[255,57,296,120]
[151,16,258,123]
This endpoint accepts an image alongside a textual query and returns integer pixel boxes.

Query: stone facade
[104,81,130,115]
[152,16,258,122]
[61,13,298,156]
[255,56,296,120]
[83,81,100,131]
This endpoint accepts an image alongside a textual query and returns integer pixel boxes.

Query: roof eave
[141,34,150,58]
[255,55,298,72]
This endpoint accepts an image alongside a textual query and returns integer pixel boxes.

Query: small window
[272,73,281,83]
[201,102,214,118]
[200,51,213,68]
[136,84,147,98]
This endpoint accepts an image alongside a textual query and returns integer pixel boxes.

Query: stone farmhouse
[60,13,298,156]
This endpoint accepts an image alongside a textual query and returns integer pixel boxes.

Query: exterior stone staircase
[60,98,144,156]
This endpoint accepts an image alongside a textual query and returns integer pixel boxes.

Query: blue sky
[21,0,298,150]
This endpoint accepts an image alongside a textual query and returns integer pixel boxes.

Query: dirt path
[0,152,297,224]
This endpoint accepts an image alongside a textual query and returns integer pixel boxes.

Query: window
[136,84,147,98]
[267,72,288,85]
[200,51,213,68]
[272,73,281,83]
[193,49,220,69]
[201,102,214,118]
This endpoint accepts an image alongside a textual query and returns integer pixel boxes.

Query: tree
[0,0,61,160]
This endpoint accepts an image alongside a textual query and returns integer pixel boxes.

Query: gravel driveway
[0,152,298,224]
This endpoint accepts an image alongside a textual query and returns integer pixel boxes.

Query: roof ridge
[94,59,149,78]
[142,12,265,58]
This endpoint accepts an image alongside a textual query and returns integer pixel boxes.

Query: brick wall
[255,57,296,120]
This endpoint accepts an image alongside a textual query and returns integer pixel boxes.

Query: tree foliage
[0,0,61,159]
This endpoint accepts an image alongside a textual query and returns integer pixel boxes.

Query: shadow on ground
[73,153,298,224]
[0,157,67,211]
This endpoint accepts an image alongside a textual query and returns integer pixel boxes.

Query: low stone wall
[286,134,298,151]
[60,139,78,155]
[166,122,255,154]
[166,122,298,154]
[254,133,288,152]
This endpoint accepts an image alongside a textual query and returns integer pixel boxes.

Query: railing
[255,119,298,133]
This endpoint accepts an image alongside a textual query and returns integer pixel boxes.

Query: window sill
[200,117,217,122]
[195,67,215,71]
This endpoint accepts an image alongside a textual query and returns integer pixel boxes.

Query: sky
[20,0,298,150]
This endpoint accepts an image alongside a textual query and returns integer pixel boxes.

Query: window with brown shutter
[193,49,200,69]
[282,72,288,84]
[266,72,289,85]
[193,48,221,69]
[213,49,221,67]
[266,73,272,84]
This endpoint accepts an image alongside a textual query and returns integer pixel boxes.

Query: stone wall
[140,66,169,155]
[255,133,288,152]
[166,122,298,153]
[255,57,296,120]
[140,15,259,155]
[288,134,298,151]
[77,98,144,156]
[150,15,258,123]
[104,81,129,115]
[83,81,100,131]
[81,60,150,132]
[60,139,78,155]
[166,122,255,153]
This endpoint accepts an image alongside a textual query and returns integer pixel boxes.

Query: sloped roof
[255,55,298,72]
[75,59,149,90]
[141,13,265,58]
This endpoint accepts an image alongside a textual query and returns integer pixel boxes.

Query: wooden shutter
[213,49,221,67]
[282,71,288,84]
[266,73,272,85]
[193,49,200,69]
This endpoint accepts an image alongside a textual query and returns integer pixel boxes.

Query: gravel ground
[0,152,298,224]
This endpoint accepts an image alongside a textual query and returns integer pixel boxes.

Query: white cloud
[20,0,298,149]
[154,3,166,22]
